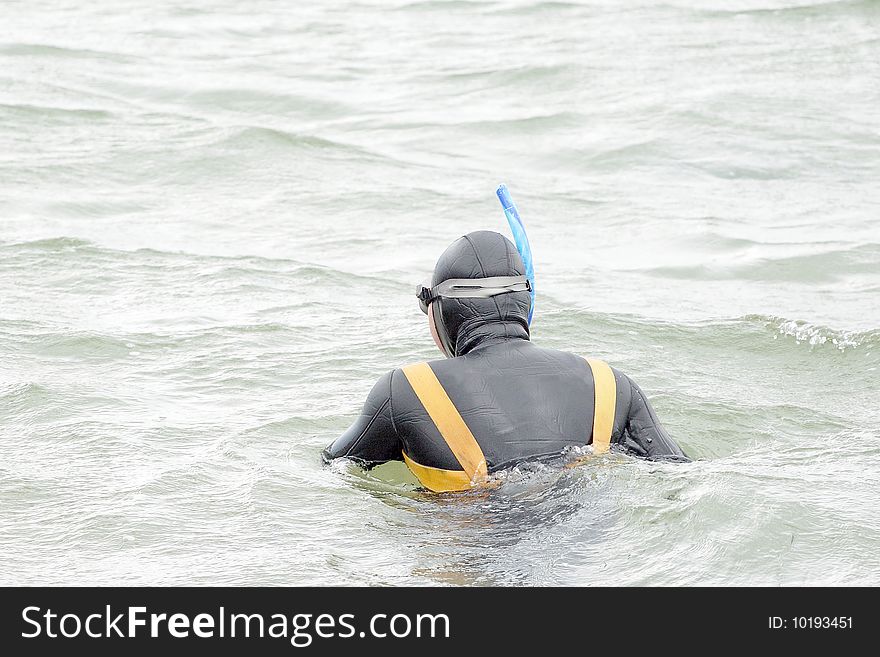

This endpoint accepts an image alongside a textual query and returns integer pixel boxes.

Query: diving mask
[416,275,531,314]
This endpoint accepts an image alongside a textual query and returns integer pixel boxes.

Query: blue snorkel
[496,184,535,325]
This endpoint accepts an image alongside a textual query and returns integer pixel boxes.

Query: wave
[644,243,880,283]
[0,236,298,269]
[210,125,383,161]
[1,238,404,328]
[0,42,135,63]
[0,236,404,294]
[176,88,353,120]
[392,0,496,11]
[490,1,586,15]
[754,315,879,351]
[8,331,136,360]
[448,110,584,134]
[0,322,319,366]
[694,0,880,19]
[429,62,575,86]
[0,102,114,122]
[548,305,879,356]
[0,236,93,251]
[0,382,53,411]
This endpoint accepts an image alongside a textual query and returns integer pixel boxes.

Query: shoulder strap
[401,362,488,489]
[585,358,617,455]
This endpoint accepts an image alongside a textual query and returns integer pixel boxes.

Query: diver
[323,209,689,492]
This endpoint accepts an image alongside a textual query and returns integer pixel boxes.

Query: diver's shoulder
[365,369,395,397]
[386,358,448,383]
[394,356,447,370]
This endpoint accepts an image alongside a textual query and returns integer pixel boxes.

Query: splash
[766,317,870,351]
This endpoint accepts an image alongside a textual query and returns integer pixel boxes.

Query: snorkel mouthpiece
[496,184,535,324]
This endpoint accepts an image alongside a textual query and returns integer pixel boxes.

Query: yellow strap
[586,358,617,455]
[402,452,472,493]
[401,362,488,488]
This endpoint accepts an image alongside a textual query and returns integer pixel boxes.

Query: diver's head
[417,230,531,357]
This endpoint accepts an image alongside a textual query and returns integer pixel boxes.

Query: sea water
[1,0,878,585]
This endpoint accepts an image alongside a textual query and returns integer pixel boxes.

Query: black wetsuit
[323,230,688,477]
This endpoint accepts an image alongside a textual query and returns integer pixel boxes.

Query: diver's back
[323,228,688,490]
[393,339,602,472]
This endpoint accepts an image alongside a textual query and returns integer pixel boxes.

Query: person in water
[323,230,689,491]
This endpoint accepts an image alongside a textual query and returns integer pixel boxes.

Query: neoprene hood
[430,230,531,357]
